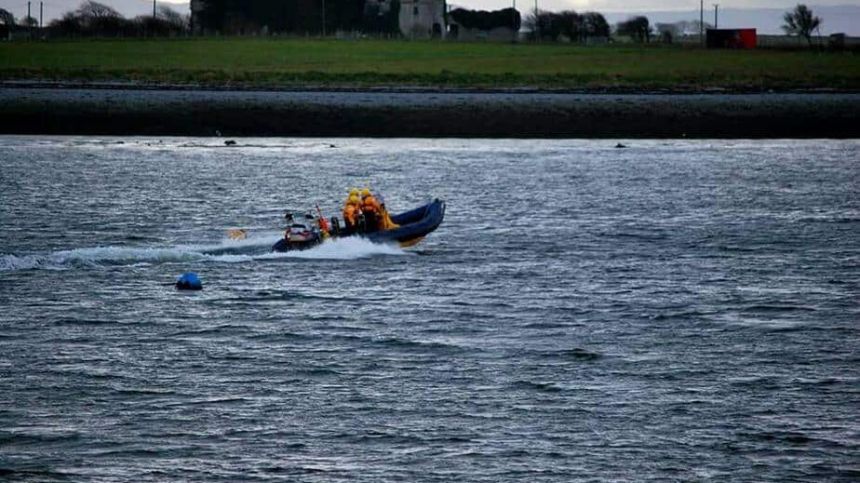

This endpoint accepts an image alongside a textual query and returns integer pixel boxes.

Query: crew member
[342,193,362,230]
[316,208,331,239]
[361,188,382,232]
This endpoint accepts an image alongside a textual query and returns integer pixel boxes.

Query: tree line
[525,10,611,42]
[0,1,828,46]
[609,3,825,46]
[192,0,401,36]
[1,1,188,38]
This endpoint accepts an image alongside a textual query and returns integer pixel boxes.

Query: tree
[449,8,521,32]
[581,12,609,39]
[782,4,821,47]
[616,16,651,43]
[0,8,15,27]
[49,12,84,36]
[76,0,121,20]
[556,10,581,41]
[524,9,608,42]
[158,5,187,28]
[74,1,130,37]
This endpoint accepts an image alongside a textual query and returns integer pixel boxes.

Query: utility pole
[699,0,704,46]
[27,1,31,36]
[512,0,516,42]
[534,0,538,40]
[39,2,43,29]
[153,0,157,18]
[321,0,326,37]
[713,4,719,28]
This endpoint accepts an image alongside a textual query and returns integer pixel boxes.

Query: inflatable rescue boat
[272,199,445,252]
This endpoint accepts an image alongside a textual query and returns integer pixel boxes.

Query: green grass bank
[1,38,859,90]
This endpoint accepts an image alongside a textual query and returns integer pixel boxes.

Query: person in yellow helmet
[342,193,362,231]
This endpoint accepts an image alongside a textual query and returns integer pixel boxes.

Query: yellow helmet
[349,188,360,197]
[361,188,371,198]
[348,195,360,205]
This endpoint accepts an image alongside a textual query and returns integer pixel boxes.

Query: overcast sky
[458,0,858,11]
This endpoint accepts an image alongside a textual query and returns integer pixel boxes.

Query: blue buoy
[176,272,203,291]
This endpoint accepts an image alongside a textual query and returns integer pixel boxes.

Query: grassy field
[1,38,858,90]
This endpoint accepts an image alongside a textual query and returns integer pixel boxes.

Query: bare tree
[616,16,651,43]
[49,12,84,36]
[76,1,121,21]
[74,1,129,36]
[0,8,15,26]
[157,4,189,32]
[581,12,610,39]
[782,4,821,47]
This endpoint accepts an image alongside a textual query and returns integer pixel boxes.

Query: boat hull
[271,199,445,252]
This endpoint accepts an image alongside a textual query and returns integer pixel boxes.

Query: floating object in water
[176,272,203,291]
[615,143,627,148]
[224,140,237,146]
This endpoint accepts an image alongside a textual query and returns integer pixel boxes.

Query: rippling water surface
[1,137,858,481]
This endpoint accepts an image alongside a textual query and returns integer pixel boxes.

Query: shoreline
[2,86,859,138]
[4,80,859,95]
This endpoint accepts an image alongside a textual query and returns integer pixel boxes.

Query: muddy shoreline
[2,87,858,138]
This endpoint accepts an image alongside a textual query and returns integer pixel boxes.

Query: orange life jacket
[362,195,380,214]
[343,204,359,226]
[362,196,383,230]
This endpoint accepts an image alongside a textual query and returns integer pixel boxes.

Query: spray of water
[0,232,407,272]
[260,237,408,261]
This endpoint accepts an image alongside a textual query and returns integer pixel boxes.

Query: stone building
[399,0,446,39]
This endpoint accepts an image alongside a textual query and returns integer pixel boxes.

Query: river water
[1,137,858,481]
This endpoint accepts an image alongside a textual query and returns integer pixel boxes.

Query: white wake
[0,232,407,272]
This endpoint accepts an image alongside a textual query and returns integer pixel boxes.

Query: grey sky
[460,0,858,10]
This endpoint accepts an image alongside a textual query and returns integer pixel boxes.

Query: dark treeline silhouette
[616,16,651,43]
[525,10,610,42]
[193,0,401,36]
[47,1,188,38]
[449,8,521,32]
[362,0,401,35]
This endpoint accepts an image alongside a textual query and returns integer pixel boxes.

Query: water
[1,137,858,481]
